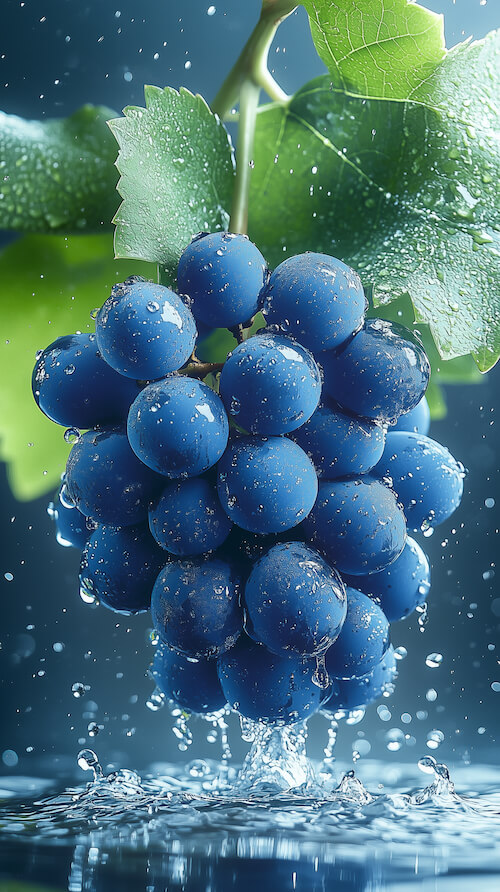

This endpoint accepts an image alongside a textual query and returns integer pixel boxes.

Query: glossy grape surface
[325,588,390,679]
[319,319,430,424]
[261,252,366,352]
[244,542,347,658]
[219,332,321,435]
[290,402,385,479]
[151,556,243,659]
[393,396,430,435]
[149,477,232,555]
[302,477,406,575]
[127,376,229,478]
[32,333,140,429]
[322,646,397,713]
[344,536,430,622]
[177,232,268,328]
[217,635,321,724]
[151,642,226,715]
[217,436,318,534]
[374,431,464,531]
[96,278,196,379]
[49,489,89,550]
[65,428,161,526]
[80,523,164,614]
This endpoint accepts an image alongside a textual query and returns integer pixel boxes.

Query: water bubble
[207,5,216,15]
[64,364,76,375]
[418,754,437,774]
[59,483,76,509]
[485,497,495,508]
[426,688,438,702]
[147,300,160,313]
[77,748,103,780]
[146,687,166,711]
[385,728,405,752]
[90,307,100,320]
[64,427,81,445]
[425,652,443,668]
[426,729,445,749]
[79,582,97,605]
[2,749,19,767]
[416,602,429,631]
[312,653,330,689]
[87,722,101,737]
[71,682,87,698]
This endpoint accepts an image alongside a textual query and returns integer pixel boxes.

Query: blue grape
[149,477,232,555]
[151,556,243,659]
[176,231,268,329]
[48,488,89,550]
[151,642,226,714]
[374,431,464,531]
[32,333,140,429]
[343,537,430,622]
[127,376,229,478]
[217,436,318,534]
[244,542,346,658]
[260,252,366,352]
[325,588,390,679]
[95,277,196,380]
[322,646,397,713]
[65,427,161,526]
[302,477,406,575]
[393,395,430,435]
[319,318,430,424]
[217,634,321,724]
[290,402,385,479]
[219,332,321,435]
[80,524,164,614]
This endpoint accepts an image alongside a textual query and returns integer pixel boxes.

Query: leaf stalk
[212,2,295,235]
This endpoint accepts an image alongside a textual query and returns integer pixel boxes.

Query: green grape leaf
[0,105,119,233]
[249,30,500,372]
[0,234,154,502]
[109,86,235,281]
[302,0,445,100]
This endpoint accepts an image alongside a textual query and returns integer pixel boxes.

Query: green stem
[211,3,295,120]
[212,2,295,235]
[229,78,260,235]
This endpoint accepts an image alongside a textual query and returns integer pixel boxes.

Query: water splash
[235,722,316,793]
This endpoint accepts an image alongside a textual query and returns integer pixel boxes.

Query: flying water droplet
[77,748,103,781]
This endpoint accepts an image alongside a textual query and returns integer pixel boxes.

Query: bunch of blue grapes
[33,232,465,727]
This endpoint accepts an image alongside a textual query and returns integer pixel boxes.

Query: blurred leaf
[250,31,500,371]
[0,105,119,233]
[302,0,445,100]
[109,86,235,281]
[0,234,154,501]
[425,378,447,420]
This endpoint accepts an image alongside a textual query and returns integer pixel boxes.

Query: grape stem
[181,361,225,378]
[212,1,295,235]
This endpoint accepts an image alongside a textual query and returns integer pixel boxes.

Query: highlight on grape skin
[31,234,465,729]
[96,276,197,380]
[243,541,347,658]
[219,331,321,435]
[260,252,366,352]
